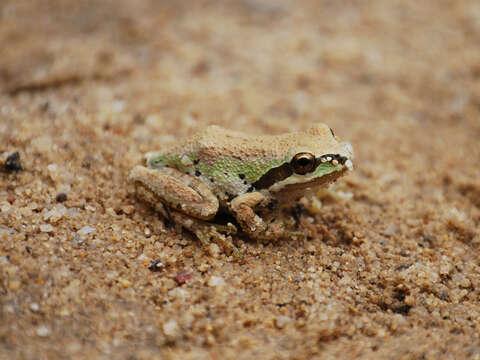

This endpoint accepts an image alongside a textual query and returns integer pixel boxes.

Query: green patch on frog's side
[200,157,288,183]
[149,153,289,184]
[314,162,342,177]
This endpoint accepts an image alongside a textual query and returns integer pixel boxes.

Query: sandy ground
[1,1,480,359]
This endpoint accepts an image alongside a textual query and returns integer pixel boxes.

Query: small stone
[208,276,225,287]
[43,205,67,223]
[40,224,55,233]
[454,274,471,289]
[36,326,50,337]
[175,271,192,285]
[29,303,40,312]
[208,243,220,257]
[120,279,132,288]
[9,280,21,291]
[137,253,150,266]
[71,236,85,246]
[56,193,68,203]
[306,243,316,253]
[197,263,209,272]
[121,205,134,215]
[149,260,164,272]
[274,315,291,329]
[77,226,95,236]
[4,152,22,172]
[163,320,180,339]
[164,278,177,291]
[7,195,15,204]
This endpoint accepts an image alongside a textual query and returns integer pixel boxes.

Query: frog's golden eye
[291,152,316,175]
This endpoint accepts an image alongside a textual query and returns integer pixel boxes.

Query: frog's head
[254,123,353,193]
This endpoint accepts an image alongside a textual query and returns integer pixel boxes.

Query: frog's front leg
[230,192,305,241]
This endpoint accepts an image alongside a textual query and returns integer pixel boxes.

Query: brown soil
[1,1,479,359]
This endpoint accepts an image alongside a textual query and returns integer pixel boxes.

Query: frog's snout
[339,142,354,171]
[343,142,354,159]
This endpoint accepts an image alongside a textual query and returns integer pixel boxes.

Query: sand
[1,1,479,359]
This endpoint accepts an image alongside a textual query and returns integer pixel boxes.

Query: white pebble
[163,320,180,338]
[30,303,40,312]
[275,316,291,329]
[40,224,54,233]
[111,100,125,112]
[137,253,150,263]
[36,326,50,337]
[208,276,225,287]
[77,226,95,235]
[43,205,67,223]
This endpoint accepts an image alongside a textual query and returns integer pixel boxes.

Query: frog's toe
[195,225,241,258]
[213,222,237,235]
[284,230,307,240]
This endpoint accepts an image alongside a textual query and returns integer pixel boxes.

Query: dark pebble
[174,271,192,285]
[149,260,164,272]
[56,193,68,203]
[4,152,23,172]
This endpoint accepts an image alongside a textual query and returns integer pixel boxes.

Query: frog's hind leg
[130,165,219,220]
[130,165,240,256]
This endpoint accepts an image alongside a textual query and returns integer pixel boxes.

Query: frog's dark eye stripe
[253,162,293,189]
[253,153,348,190]
[330,128,335,137]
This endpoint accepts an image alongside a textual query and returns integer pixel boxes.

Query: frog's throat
[253,153,351,191]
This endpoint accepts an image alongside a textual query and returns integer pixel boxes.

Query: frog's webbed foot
[230,192,306,241]
[266,218,307,241]
[194,223,241,258]
[164,209,240,257]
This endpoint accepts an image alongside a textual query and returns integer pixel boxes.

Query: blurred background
[1,1,480,359]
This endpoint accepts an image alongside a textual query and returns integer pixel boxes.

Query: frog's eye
[291,153,316,175]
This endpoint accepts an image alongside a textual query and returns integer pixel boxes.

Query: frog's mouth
[254,154,352,192]
[274,167,348,192]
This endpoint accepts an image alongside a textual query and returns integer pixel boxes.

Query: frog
[129,123,353,255]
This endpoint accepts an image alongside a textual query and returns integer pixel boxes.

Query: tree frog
[130,124,353,255]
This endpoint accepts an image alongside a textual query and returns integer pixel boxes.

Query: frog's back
[172,125,287,163]
[163,124,343,164]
